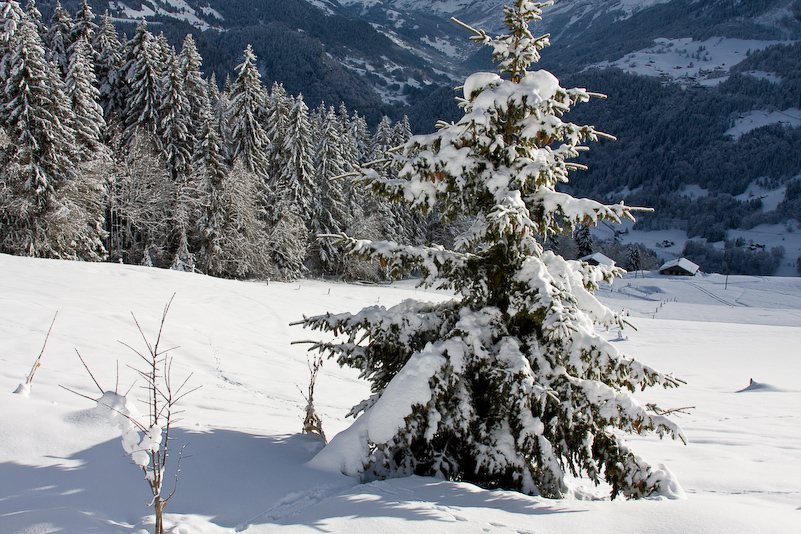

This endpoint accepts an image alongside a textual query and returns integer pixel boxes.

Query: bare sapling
[298,353,326,443]
[13,312,58,396]
[121,295,197,534]
[61,296,196,534]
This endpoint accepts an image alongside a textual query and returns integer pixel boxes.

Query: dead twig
[24,312,58,386]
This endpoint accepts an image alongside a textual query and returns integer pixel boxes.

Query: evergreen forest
[0,0,432,281]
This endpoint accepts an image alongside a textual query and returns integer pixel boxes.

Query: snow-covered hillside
[594,37,793,86]
[1,254,800,533]
[546,0,671,24]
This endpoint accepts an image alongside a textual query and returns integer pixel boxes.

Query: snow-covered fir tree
[303,0,685,500]
[206,72,232,161]
[93,11,124,120]
[155,31,171,65]
[122,19,161,145]
[0,13,105,260]
[44,1,72,78]
[69,0,97,56]
[309,105,350,274]
[0,1,24,78]
[158,46,191,181]
[227,45,270,178]
[336,103,359,172]
[266,93,315,279]
[369,115,393,162]
[64,36,105,159]
[177,34,207,145]
[390,115,412,148]
[274,93,315,226]
[349,111,371,165]
[23,0,44,40]
[363,114,426,247]
[264,81,292,180]
[575,223,593,257]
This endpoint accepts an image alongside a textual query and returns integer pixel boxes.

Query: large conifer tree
[0,1,24,79]
[265,93,315,279]
[93,11,124,120]
[227,45,270,178]
[44,0,72,78]
[65,37,105,159]
[177,34,207,145]
[69,0,97,55]
[0,14,104,259]
[303,0,684,500]
[310,105,350,274]
[158,46,191,181]
[122,19,161,144]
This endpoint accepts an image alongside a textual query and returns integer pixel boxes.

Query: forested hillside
[33,0,467,130]
[4,0,801,277]
[0,0,434,280]
[564,51,801,242]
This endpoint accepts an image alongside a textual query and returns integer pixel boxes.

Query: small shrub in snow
[12,312,57,396]
[80,297,195,534]
[302,0,685,499]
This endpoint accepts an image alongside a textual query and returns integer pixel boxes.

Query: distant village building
[580,253,615,267]
[658,258,699,276]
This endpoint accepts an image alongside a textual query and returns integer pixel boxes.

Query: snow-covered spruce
[303,0,684,500]
[0,7,105,261]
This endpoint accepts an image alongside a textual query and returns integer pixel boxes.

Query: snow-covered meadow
[595,36,792,86]
[1,253,799,533]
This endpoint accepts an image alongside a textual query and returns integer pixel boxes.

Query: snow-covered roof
[659,257,699,275]
[580,252,615,266]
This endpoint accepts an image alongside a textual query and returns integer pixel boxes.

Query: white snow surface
[735,180,790,212]
[110,0,219,31]
[726,108,801,139]
[1,253,800,533]
[595,37,793,86]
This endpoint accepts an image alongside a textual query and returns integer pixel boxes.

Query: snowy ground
[726,108,801,139]
[594,36,792,86]
[1,254,800,533]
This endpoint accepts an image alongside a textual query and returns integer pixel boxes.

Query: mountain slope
[34,0,801,258]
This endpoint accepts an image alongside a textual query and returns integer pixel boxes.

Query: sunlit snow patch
[595,37,791,86]
[726,108,801,139]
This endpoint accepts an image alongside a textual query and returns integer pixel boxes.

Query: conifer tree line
[0,0,427,280]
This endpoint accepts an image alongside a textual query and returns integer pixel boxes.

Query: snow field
[1,254,800,533]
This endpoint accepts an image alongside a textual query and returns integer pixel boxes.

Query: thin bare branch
[25,312,58,385]
[165,443,189,502]
[75,349,104,394]
[58,384,98,402]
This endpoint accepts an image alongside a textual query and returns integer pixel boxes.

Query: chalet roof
[579,253,615,266]
[658,257,699,275]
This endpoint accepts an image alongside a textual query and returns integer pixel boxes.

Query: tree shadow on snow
[257,475,582,530]
[1,425,580,532]
[0,426,346,532]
